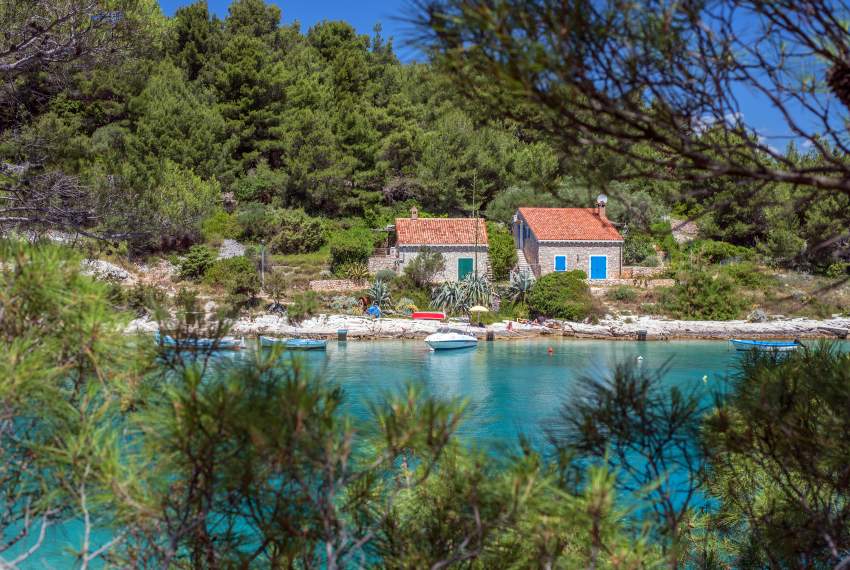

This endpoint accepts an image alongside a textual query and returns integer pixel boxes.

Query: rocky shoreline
[128,313,850,341]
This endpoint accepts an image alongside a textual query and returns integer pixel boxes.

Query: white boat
[425,332,478,351]
[730,339,801,352]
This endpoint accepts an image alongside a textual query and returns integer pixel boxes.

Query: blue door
[590,256,607,280]
[458,258,474,280]
[554,255,567,272]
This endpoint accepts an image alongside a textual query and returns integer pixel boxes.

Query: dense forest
[2,0,849,274]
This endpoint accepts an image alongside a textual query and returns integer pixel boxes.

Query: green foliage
[526,270,593,321]
[287,291,319,325]
[329,227,375,275]
[368,278,392,308]
[201,209,243,242]
[506,270,534,304]
[267,209,326,254]
[262,269,287,304]
[623,232,656,266]
[825,261,849,279]
[179,245,216,280]
[374,268,397,282]
[486,221,517,281]
[328,295,360,314]
[431,275,492,314]
[204,256,260,299]
[403,248,446,288]
[658,268,749,320]
[125,282,168,316]
[688,239,755,265]
[607,285,637,302]
[338,261,370,282]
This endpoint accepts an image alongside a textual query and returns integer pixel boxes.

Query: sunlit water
[10,339,789,567]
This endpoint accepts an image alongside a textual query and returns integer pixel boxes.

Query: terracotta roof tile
[395,218,488,246]
[518,207,623,241]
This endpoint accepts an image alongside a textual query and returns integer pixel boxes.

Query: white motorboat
[425,332,478,351]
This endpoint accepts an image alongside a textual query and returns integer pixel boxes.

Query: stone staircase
[514,249,535,279]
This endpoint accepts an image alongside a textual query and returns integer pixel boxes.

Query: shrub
[689,240,754,264]
[375,269,397,282]
[126,283,167,316]
[204,256,260,299]
[658,269,749,320]
[432,281,467,314]
[462,274,492,307]
[201,210,242,242]
[607,285,638,302]
[237,202,272,241]
[287,291,319,325]
[720,261,774,289]
[339,262,369,282]
[527,270,593,321]
[403,248,446,288]
[329,295,360,314]
[179,245,216,281]
[329,228,374,275]
[395,297,417,316]
[624,232,656,266]
[368,279,392,308]
[263,270,287,305]
[267,209,325,254]
[487,222,518,281]
[825,262,850,279]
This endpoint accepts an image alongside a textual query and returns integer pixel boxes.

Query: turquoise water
[278,339,738,445]
[11,339,746,567]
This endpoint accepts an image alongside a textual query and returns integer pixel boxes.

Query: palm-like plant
[461,274,492,307]
[507,271,534,304]
[368,278,392,308]
[431,281,466,313]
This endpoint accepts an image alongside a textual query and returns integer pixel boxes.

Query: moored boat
[425,332,478,351]
[259,335,288,347]
[154,332,245,351]
[285,338,328,350]
[730,339,801,352]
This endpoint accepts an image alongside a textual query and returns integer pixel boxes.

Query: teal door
[458,258,474,280]
[590,256,607,279]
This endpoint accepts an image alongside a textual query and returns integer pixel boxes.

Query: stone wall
[368,255,398,274]
[621,265,666,279]
[309,279,368,292]
[588,278,675,294]
[397,245,490,282]
[536,242,623,279]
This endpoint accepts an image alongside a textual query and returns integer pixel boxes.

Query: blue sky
[156,0,801,148]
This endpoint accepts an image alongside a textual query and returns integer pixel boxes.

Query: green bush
[368,279,392,308]
[375,269,397,282]
[527,270,593,321]
[658,269,749,320]
[339,262,370,282]
[329,228,374,275]
[607,285,637,302]
[267,209,325,254]
[403,248,446,288]
[236,202,272,241]
[720,261,774,289]
[690,240,754,264]
[201,210,242,242]
[204,256,260,299]
[288,291,319,325]
[624,232,656,266]
[179,245,216,281]
[825,262,850,279]
[487,222,518,281]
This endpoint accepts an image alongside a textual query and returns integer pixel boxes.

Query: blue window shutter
[590,256,607,279]
[554,256,566,272]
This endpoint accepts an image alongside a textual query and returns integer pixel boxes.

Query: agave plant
[431,281,467,313]
[461,274,492,307]
[507,270,534,304]
[368,278,392,308]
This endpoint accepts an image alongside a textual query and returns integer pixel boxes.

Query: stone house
[513,200,624,280]
[373,208,490,282]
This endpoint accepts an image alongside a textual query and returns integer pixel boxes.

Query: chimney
[410,206,418,220]
[595,193,608,220]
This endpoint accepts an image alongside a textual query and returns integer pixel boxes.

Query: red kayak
[412,311,446,321]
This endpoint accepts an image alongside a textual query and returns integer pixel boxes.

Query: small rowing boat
[412,311,446,321]
[285,338,327,350]
[425,332,478,351]
[155,332,245,351]
[259,336,287,347]
[729,339,801,352]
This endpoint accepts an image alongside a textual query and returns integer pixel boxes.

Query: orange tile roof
[395,218,488,246]
[518,207,623,241]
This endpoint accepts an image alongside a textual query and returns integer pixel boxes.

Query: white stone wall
[536,242,623,279]
[397,245,490,282]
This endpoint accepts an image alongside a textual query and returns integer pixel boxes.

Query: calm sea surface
[12,339,789,567]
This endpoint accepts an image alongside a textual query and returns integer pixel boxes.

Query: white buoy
[702,374,709,384]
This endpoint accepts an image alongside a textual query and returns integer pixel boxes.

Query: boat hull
[155,333,243,351]
[285,339,327,350]
[412,311,446,321]
[426,339,478,350]
[730,339,800,352]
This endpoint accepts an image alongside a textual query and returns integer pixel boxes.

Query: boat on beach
[425,332,478,351]
[412,311,447,321]
[155,332,245,351]
[729,339,801,352]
